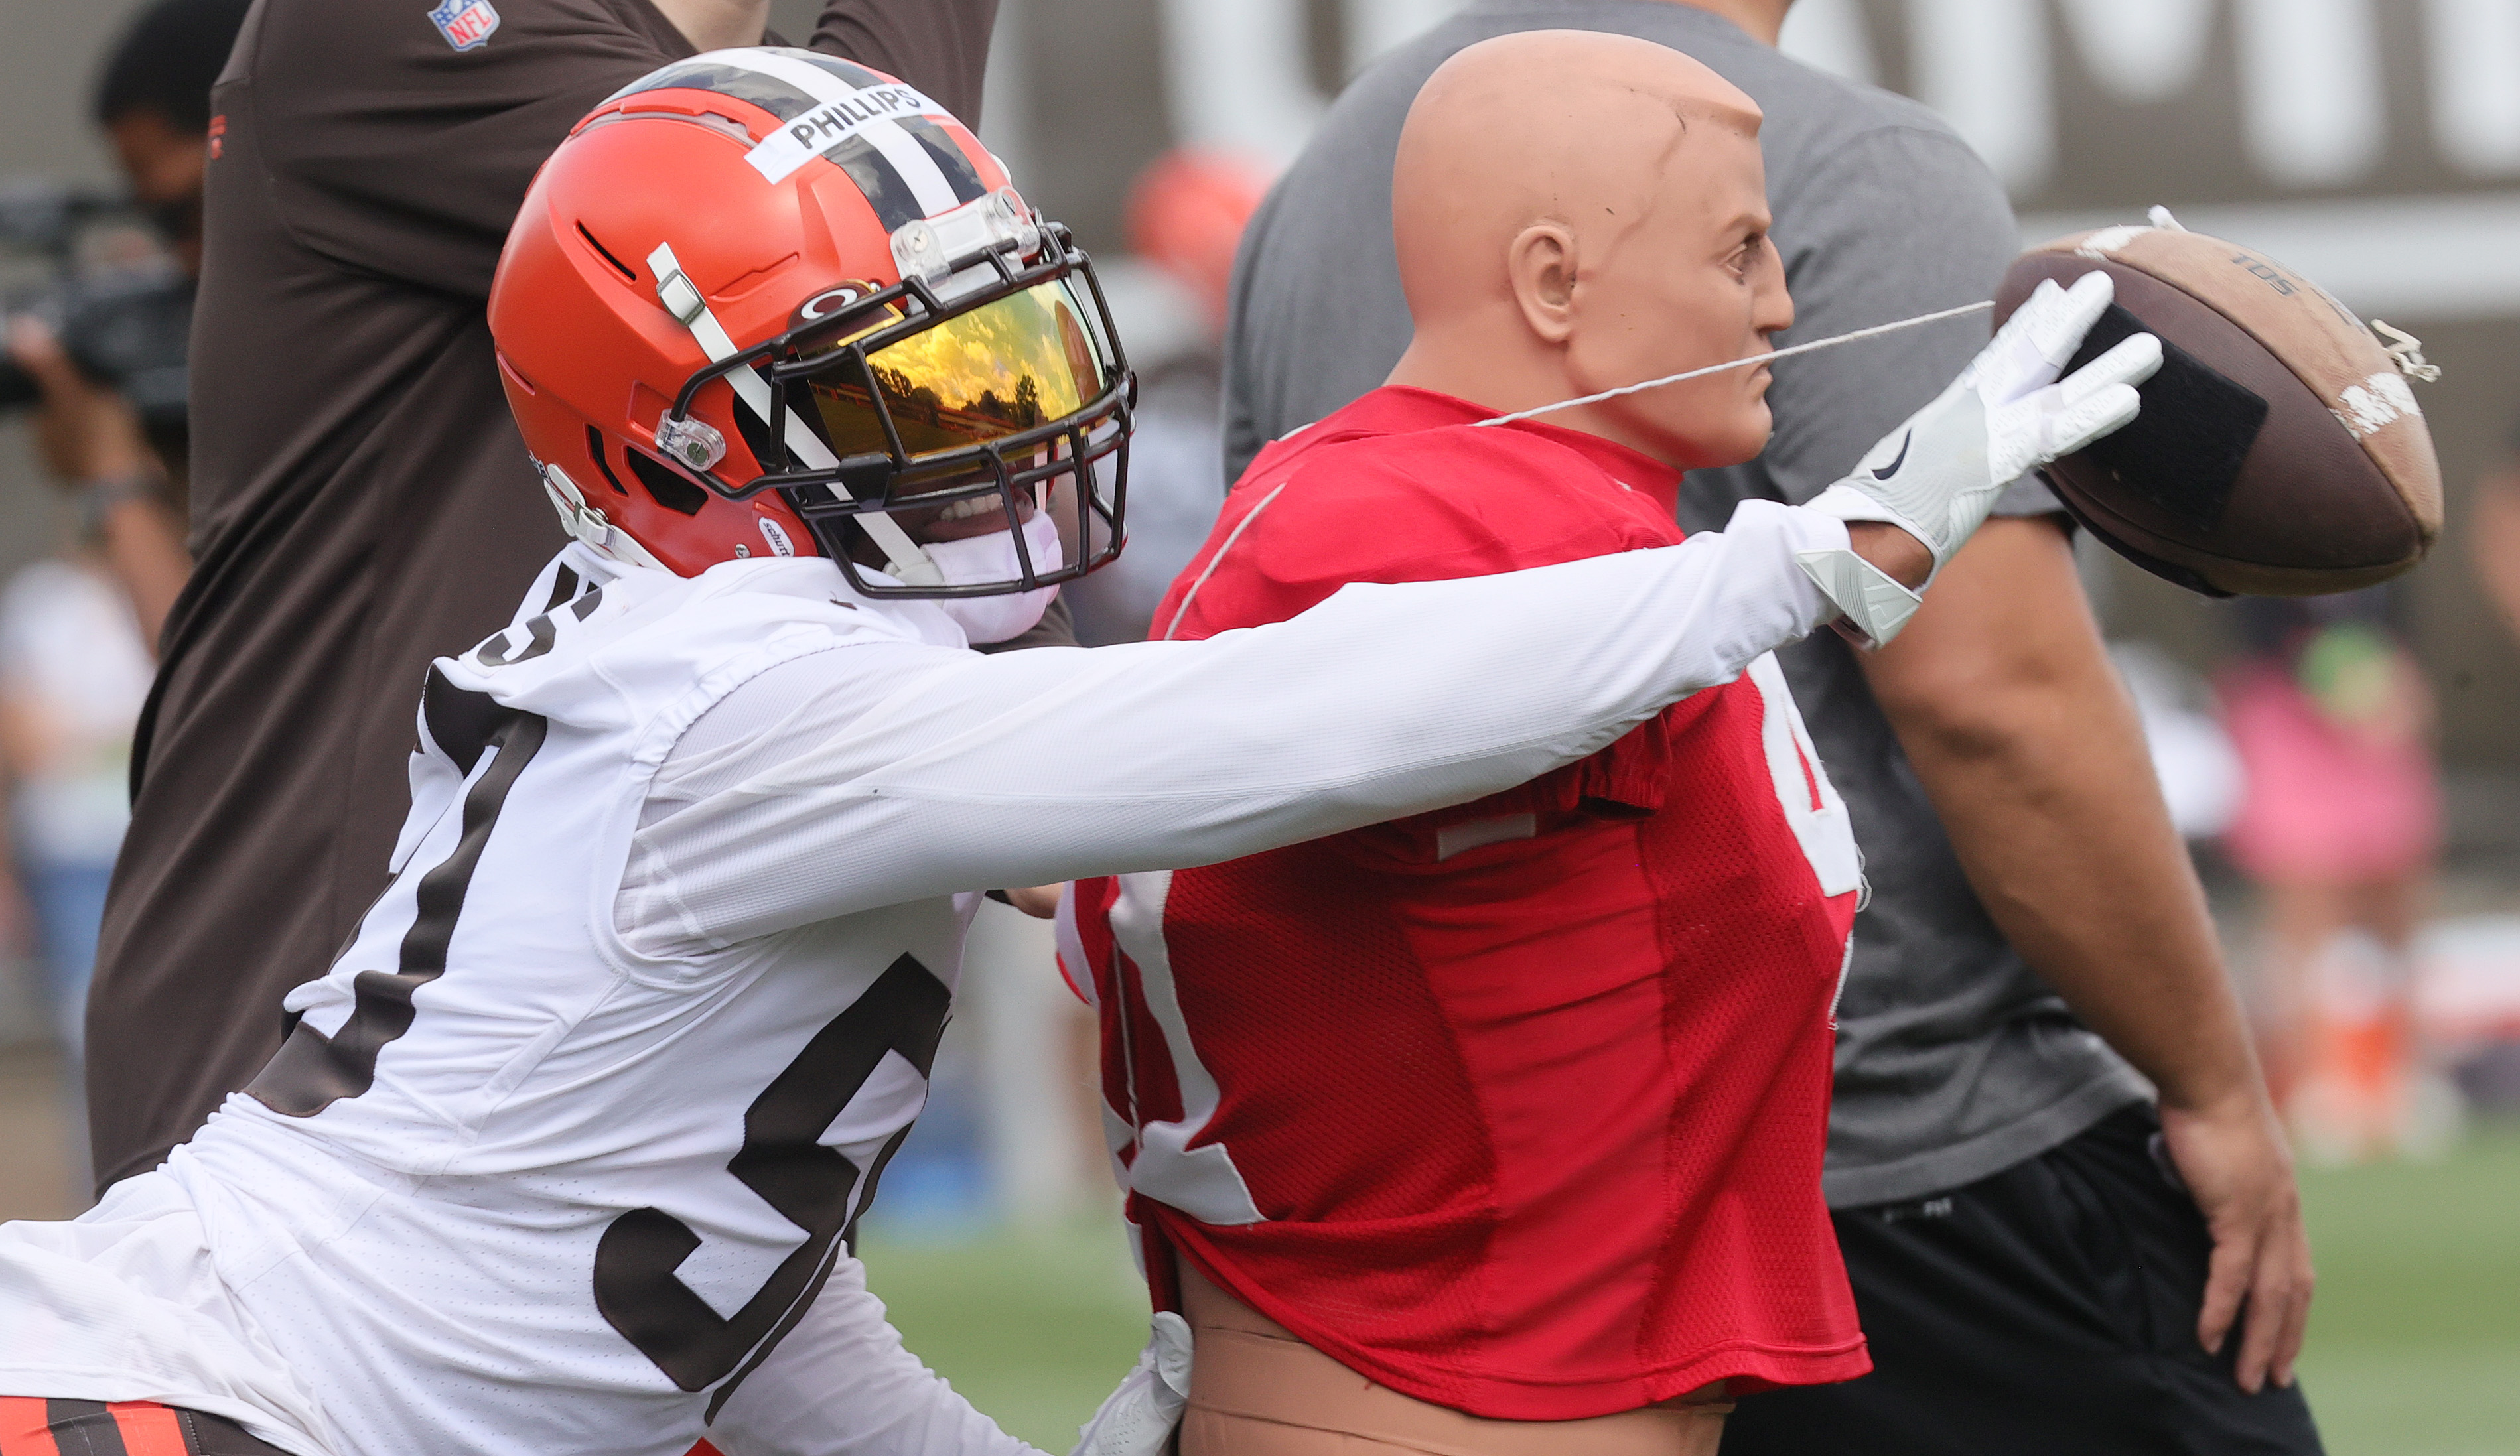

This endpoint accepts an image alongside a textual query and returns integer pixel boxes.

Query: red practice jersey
[1062,387,1871,1420]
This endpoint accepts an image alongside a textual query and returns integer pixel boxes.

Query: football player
[1062,32,2159,1456]
[0,48,2135,1456]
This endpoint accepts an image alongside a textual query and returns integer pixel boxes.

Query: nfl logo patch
[427,0,500,51]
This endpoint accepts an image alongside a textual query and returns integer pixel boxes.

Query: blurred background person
[0,534,155,1195]
[2111,639,2245,844]
[3,316,186,652]
[0,0,234,1205]
[1062,147,1271,645]
[953,139,1276,1198]
[2477,423,2520,645]
[0,0,223,653]
[2221,590,2446,1162]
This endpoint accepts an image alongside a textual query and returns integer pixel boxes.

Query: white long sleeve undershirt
[618,499,1849,959]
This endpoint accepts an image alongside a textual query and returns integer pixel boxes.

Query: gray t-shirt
[1221,0,2148,1206]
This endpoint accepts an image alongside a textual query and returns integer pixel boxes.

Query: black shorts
[0,1399,291,1455]
[1720,1107,2324,1455]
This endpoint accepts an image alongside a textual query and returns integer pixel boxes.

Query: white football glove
[1798,271,2162,644]
[1069,1311,1192,1456]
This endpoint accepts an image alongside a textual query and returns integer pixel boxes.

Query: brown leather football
[1994,225,2442,596]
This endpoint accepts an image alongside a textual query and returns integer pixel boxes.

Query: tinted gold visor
[803,278,1109,462]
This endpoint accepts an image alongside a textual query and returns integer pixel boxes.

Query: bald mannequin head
[1383,30,1793,468]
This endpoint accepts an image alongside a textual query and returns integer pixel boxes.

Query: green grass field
[2290,1120,2520,1455]
[859,1121,2520,1454]
[859,1216,1147,1451]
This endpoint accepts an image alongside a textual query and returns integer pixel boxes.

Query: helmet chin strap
[539,460,668,572]
[646,241,944,584]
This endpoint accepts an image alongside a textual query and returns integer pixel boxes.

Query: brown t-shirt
[88,0,1011,1191]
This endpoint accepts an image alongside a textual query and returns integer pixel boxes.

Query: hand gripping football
[1993,220,2443,596]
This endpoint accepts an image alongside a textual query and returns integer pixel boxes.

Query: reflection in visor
[804,279,1107,461]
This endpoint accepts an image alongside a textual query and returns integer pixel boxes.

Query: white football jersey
[0,499,1852,1456]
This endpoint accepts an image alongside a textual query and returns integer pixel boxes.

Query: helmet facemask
[654,192,1132,600]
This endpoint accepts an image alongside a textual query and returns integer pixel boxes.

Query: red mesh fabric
[1633,679,1862,1374]
[1159,846,1488,1224]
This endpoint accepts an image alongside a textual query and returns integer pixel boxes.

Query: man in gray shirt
[1223,2,2319,1449]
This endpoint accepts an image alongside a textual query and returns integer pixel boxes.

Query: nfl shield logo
[427,0,500,51]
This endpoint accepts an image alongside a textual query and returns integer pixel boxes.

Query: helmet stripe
[898,115,989,206]
[603,57,821,121]
[646,241,940,582]
[822,134,926,233]
[719,48,963,216]
[779,50,890,92]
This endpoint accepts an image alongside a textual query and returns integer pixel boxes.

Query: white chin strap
[646,241,942,585]
[540,460,667,572]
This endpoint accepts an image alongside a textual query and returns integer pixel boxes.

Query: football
[1994,223,2443,596]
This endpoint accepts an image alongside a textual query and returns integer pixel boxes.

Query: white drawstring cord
[1182,301,2004,631]
[1159,482,1289,640]
[1470,300,1996,428]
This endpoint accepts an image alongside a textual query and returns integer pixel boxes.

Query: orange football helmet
[488,48,1131,594]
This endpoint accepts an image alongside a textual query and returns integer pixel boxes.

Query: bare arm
[646,0,770,50]
[809,0,999,125]
[1861,515,2311,1393]
[6,318,189,655]
[91,497,190,655]
[2474,464,2520,644]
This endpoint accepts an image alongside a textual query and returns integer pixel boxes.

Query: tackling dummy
[1062,30,2160,1456]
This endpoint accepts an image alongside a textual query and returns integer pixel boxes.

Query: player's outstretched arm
[618,500,1856,953]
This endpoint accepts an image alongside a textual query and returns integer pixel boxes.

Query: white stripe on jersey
[1746,653,1863,897]
[1105,870,1264,1226]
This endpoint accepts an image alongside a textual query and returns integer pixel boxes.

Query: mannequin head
[1383,30,1793,469]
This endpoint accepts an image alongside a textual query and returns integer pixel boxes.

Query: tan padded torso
[1174,1261,1732,1456]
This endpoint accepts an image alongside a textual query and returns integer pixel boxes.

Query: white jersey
[0,500,1849,1456]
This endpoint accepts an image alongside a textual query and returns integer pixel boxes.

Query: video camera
[0,177,193,438]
